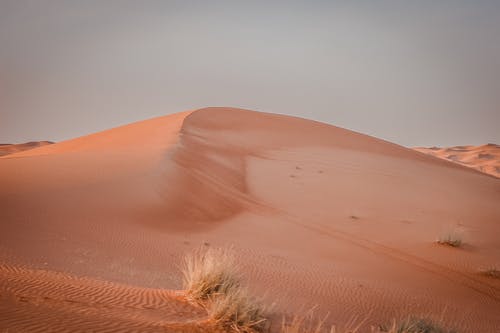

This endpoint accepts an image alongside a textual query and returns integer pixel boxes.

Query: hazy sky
[1,0,499,146]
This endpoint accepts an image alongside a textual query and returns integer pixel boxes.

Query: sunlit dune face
[414,144,500,178]
[0,141,53,156]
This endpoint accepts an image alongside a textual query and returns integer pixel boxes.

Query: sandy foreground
[0,107,499,332]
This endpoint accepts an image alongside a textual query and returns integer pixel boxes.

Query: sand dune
[415,144,500,178]
[0,141,53,156]
[1,107,499,332]
[0,263,211,332]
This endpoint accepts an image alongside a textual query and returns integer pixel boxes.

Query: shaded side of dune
[156,112,254,226]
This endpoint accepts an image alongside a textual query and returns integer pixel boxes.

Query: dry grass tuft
[437,231,462,248]
[281,310,363,333]
[182,247,267,332]
[379,317,450,333]
[281,313,329,333]
[208,286,267,332]
[480,267,500,279]
[280,314,452,333]
[182,247,240,301]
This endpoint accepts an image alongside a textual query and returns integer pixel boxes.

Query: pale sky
[1,0,499,146]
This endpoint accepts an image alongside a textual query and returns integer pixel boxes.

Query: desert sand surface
[415,145,500,179]
[0,107,499,332]
[0,141,53,157]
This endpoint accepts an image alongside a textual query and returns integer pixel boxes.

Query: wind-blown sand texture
[1,107,499,332]
[414,144,500,178]
[0,141,53,156]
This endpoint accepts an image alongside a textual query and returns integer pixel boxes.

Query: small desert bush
[280,314,451,333]
[437,231,462,247]
[379,317,449,333]
[208,286,267,332]
[480,267,500,279]
[182,247,240,301]
[281,310,363,333]
[182,247,267,332]
[281,312,329,333]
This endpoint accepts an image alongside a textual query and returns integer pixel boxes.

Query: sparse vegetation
[182,247,240,301]
[437,230,462,247]
[280,314,451,333]
[208,285,267,332]
[182,247,267,332]
[280,311,362,333]
[281,313,331,333]
[379,317,450,333]
[480,268,500,279]
[181,248,456,333]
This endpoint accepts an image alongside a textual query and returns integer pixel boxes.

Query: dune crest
[157,111,254,226]
[0,141,53,156]
[415,144,500,178]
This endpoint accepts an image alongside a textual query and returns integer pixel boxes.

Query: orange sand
[0,107,499,332]
[0,141,53,156]
[415,144,500,178]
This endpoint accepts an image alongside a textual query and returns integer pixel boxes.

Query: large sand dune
[1,107,499,332]
[415,144,500,178]
[0,141,53,156]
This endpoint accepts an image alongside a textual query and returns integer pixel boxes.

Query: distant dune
[0,108,499,332]
[414,144,500,178]
[0,141,54,156]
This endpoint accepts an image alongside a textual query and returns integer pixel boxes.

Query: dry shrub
[379,317,451,333]
[208,286,267,332]
[437,231,462,248]
[281,314,452,333]
[281,309,363,333]
[182,247,240,301]
[480,267,500,279]
[182,247,267,332]
[281,313,329,333]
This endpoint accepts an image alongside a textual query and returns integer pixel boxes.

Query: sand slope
[415,144,500,178]
[1,107,499,332]
[0,141,53,156]
[0,263,211,332]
